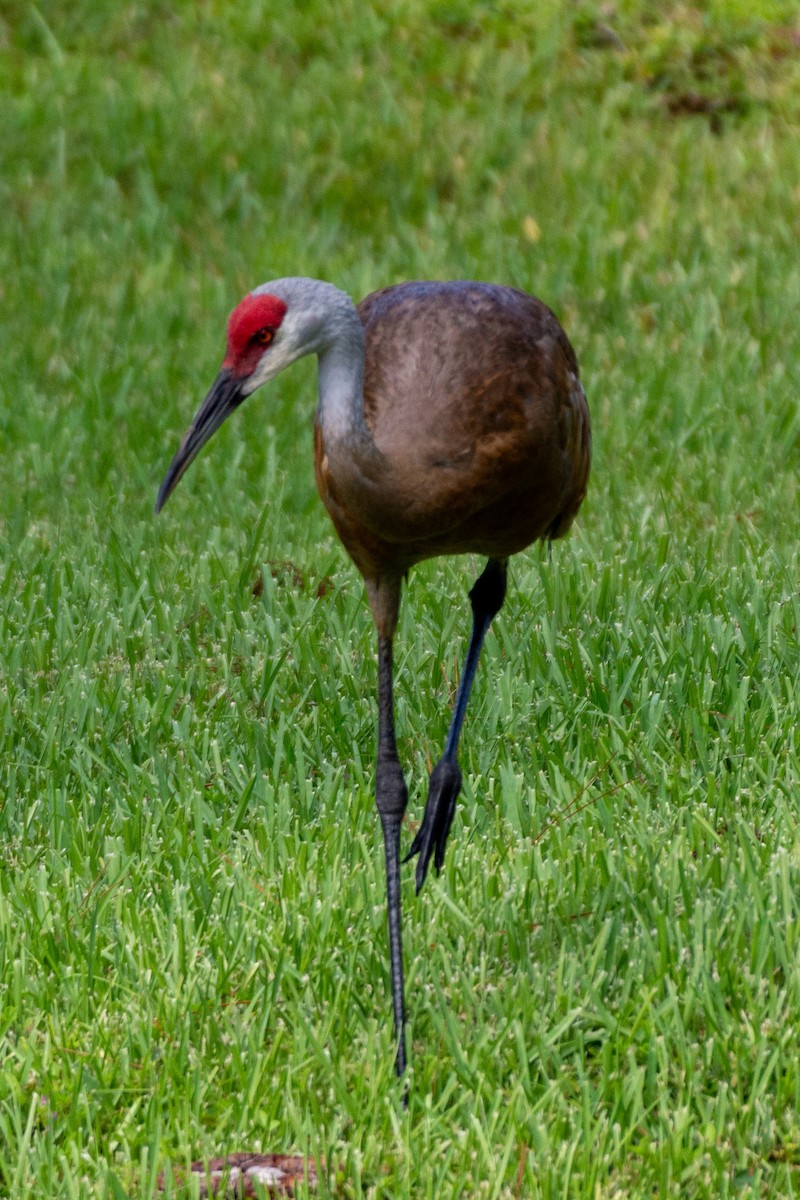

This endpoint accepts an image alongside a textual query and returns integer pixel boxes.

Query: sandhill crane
[156,278,591,1080]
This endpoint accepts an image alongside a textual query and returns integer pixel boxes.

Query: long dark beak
[155,368,244,513]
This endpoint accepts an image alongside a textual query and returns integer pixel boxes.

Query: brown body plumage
[314,281,589,639]
[156,276,591,1085]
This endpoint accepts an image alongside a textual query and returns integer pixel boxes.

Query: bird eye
[254,327,274,347]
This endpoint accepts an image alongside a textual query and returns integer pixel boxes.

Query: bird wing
[313,282,590,577]
[352,282,588,546]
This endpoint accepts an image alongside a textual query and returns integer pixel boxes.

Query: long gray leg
[405,557,508,893]
[375,633,409,1077]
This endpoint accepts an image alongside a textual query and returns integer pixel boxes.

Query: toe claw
[415,848,433,896]
[403,831,423,863]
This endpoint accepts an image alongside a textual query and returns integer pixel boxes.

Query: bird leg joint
[376,753,408,823]
[469,558,508,623]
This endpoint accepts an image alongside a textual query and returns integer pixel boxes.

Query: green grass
[2,1,800,1196]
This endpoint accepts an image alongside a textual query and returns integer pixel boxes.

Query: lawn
[1,1,800,1196]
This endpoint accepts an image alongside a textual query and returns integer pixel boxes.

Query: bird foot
[404,755,462,893]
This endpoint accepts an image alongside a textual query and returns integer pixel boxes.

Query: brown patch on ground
[159,1153,319,1196]
[769,26,800,58]
[663,90,745,120]
[252,560,334,599]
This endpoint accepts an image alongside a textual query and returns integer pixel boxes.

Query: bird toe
[404,755,462,893]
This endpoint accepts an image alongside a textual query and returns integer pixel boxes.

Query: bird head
[155,286,313,513]
[155,278,359,513]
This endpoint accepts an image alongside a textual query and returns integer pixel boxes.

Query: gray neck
[316,311,369,446]
[254,277,370,448]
